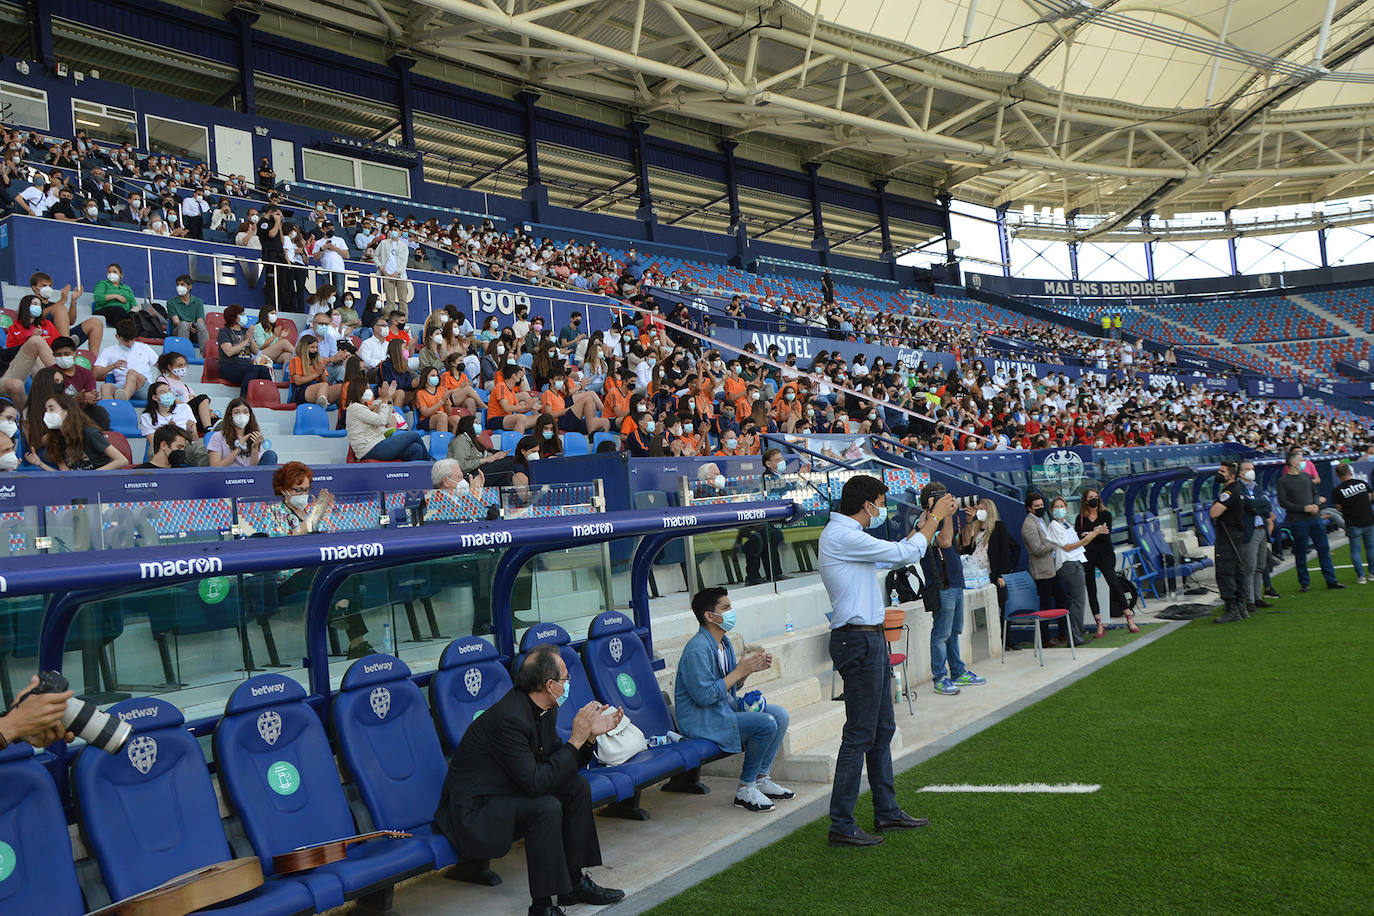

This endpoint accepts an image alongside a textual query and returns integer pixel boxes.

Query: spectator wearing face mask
[425,458,489,522]
[180,188,210,239]
[313,221,350,292]
[372,224,410,310]
[137,378,196,449]
[252,305,297,366]
[208,398,277,467]
[137,423,190,469]
[26,392,128,471]
[214,305,275,396]
[346,380,428,462]
[91,263,137,323]
[94,319,158,401]
[165,275,208,346]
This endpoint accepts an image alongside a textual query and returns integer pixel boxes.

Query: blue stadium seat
[331,655,456,869]
[582,611,724,770]
[97,398,142,439]
[213,674,433,909]
[0,743,85,916]
[160,334,204,365]
[73,698,321,916]
[292,403,347,437]
[562,432,589,456]
[499,430,523,453]
[592,431,620,451]
[514,625,647,803]
[430,636,513,751]
[428,430,454,460]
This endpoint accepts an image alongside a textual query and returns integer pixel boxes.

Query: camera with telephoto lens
[27,670,132,754]
[919,483,978,513]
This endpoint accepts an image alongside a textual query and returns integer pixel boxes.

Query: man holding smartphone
[819,474,954,847]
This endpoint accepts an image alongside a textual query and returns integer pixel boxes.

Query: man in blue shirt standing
[819,474,954,847]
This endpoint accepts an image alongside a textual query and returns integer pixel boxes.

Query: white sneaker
[1359,576,1368,585]
[757,777,795,799]
[733,784,775,812]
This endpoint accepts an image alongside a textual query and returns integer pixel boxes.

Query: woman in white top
[1044,495,1109,647]
[345,381,429,461]
[137,380,196,450]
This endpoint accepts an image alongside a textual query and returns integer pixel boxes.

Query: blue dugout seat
[213,673,432,911]
[73,698,318,916]
[429,636,513,751]
[0,743,85,915]
[332,655,456,870]
[582,611,724,771]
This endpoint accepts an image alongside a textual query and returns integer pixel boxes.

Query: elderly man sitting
[674,586,792,812]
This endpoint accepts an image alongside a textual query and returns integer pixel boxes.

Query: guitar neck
[289,830,407,854]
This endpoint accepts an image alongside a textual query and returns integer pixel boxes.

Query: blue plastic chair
[97,398,142,439]
[592,431,620,451]
[562,432,589,456]
[292,403,347,438]
[430,637,513,751]
[499,430,523,453]
[0,743,85,916]
[428,430,454,460]
[160,334,204,366]
[1001,570,1074,667]
[74,698,322,915]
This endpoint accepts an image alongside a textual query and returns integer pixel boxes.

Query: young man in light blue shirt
[819,474,954,847]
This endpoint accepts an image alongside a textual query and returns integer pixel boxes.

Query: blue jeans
[1348,523,1374,578]
[828,629,899,834]
[1288,517,1338,587]
[930,587,968,681]
[257,449,279,466]
[736,705,789,785]
[361,430,428,461]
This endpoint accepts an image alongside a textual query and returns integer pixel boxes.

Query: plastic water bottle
[784,613,795,634]
[648,735,668,747]
[380,623,394,655]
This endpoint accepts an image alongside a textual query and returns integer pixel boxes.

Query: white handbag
[593,711,648,766]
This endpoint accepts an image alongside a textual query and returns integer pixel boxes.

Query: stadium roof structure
[99,0,1374,244]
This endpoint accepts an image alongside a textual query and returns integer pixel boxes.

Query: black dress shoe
[875,810,930,831]
[828,827,884,847]
[529,905,567,916]
[558,873,625,907]
[1254,599,1273,608]
[1327,582,1346,590]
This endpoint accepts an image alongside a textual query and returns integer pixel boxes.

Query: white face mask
[362,389,375,403]
[0,420,16,438]
[107,271,120,283]
[266,312,277,323]
[287,493,309,509]
[0,451,17,471]
[171,366,187,378]
[54,355,75,370]
[712,474,726,489]
[231,412,250,428]
[175,284,189,296]
[43,410,64,429]
[1242,469,1256,482]
[976,509,988,522]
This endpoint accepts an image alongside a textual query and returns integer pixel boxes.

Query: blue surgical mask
[541,429,554,440]
[157,392,177,408]
[1052,507,1067,520]
[553,680,569,707]
[472,422,483,435]
[717,610,736,631]
[867,503,887,529]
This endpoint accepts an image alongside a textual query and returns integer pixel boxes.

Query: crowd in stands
[0,123,1368,479]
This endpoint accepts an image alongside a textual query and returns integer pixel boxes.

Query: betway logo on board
[457,642,484,654]
[460,531,513,548]
[319,543,384,562]
[117,706,161,722]
[662,515,696,528]
[140,557,222,579]
[571,521,615,537]
[362,661,393,674]
[250,682,286,697]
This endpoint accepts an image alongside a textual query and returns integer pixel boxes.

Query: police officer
[1209,459,1256,623]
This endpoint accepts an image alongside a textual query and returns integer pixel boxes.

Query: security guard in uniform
[1209,459,1256,624]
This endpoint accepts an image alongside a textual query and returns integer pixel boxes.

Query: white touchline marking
[918,783,1101,794]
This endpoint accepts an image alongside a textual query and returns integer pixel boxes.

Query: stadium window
[303,148,410,197]
[0,81,48,131]
[1152,239,1231,280]
[146,114,209,162]
[72,99,136,147]
[1078,241,1148,282]
[1008,237,1072,280]
[1233,232,1321,276]
[1325,225,1374,267]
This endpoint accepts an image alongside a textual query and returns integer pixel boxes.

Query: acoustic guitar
[272,830,413,874]
[85,857,263,916]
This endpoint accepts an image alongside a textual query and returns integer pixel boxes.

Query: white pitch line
[918,783,1101,794]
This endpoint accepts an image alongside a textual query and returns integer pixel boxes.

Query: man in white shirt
[357,316,391,371]
[16,182,53,217]
[818,475,954,848]
[96,318,159,400]
[371,223,409,309]
[179,190,210,239]
[314,220,350,292]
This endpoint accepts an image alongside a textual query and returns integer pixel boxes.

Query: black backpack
[884,565,924,605]
[132,302,168,340]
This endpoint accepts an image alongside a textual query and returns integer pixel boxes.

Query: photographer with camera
[918,483,987,696]
[819,474,954,848]
[0,675,74,749]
